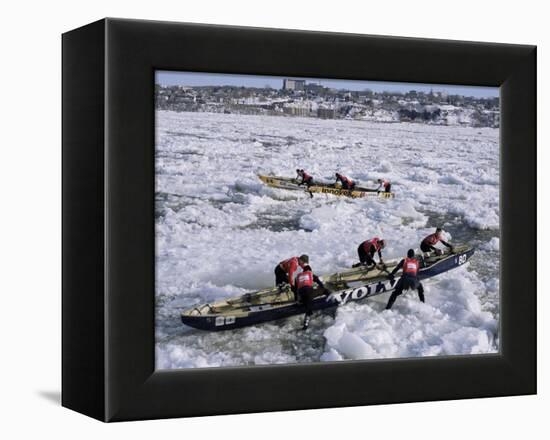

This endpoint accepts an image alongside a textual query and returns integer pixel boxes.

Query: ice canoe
[258,174,395,199]
[181,245,474,331]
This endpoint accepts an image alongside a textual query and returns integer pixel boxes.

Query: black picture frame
[62,18,536,422]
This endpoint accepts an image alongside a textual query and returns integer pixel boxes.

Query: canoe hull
[181,246,474,331]
[258,174,394,199]
[181,300,335,331]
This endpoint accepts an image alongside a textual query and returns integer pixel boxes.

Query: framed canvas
[62,18,536,422]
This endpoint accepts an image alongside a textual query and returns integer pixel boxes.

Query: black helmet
[435,227,443,233]
[407,249,415,258]
[299,254,309,264]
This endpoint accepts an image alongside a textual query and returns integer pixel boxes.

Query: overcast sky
[156,70,499,98]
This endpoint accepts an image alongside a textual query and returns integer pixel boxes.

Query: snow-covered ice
[155,111,500,369]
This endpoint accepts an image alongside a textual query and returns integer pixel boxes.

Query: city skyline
[156,70,499,98]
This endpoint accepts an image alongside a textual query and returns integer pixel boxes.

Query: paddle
[378,263,391,276]
[378,263,396,282]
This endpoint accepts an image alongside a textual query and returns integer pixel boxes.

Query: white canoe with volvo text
[181,246,474,331]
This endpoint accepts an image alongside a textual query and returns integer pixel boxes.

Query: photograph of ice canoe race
[155,71,500,369]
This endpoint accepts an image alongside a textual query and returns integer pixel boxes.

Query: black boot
[302,315,310,330]
[418,286,425,303]
[385,292,398,310]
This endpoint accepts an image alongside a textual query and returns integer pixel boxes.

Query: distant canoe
[258,174,395,199]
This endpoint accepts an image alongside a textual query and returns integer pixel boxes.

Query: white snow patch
[321,269,498,361]
[481,237,500,251]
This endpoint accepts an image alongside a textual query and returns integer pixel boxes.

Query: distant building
[154,83,499,127]
[283,106,309,117]
[283,79,306,91]
[305,83,325,94]
[283,101,312,117]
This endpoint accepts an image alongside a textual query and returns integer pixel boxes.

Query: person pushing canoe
[296,169,314,198]
[376,178,392,193]
[353,237,386,268]
[275,254,309,290]
[294,264,328,330]
[421,227,453,255]
[385,249,425,310]
[296,169,313,187]
[335,173,355,190]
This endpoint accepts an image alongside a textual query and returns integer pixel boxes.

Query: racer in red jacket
[296,169,314,187]
[295,265,329,330]
[385,249,425,309]
[376,178,392,193]
[335,173,355,190]
[353,237,386,268]
[421,227,453,254]
[274,254,309,289]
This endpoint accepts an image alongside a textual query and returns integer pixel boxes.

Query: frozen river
[154,111,500,369]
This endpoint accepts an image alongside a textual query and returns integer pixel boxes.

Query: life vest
[381,179,390,189]
[279,257,298,272]
[302,171,312,181]
[339,175,353,186]
[423,233,440,246]
[296,271,314,289]
[363,237,382,252]
[403,257,419,276]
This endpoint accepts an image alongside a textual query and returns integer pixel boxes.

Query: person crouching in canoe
[275,254,309,291]
[385,249,425,310]
[376,178,391,193]
[294,265,328,330]
[352,237,386,268]
[296,169,314,187]
[421,227,453,256]
[335,173,355,190]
